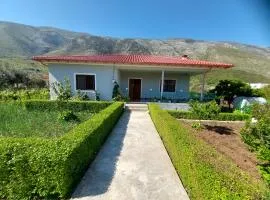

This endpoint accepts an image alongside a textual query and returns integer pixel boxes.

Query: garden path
[72,104,189,200]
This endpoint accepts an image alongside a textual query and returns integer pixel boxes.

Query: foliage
[58,110,79,122]
[112,81,120,98]
[169,110,251,121]
[51,77,72,101]
[191,122,203,130]
[112,94,130,102]
[23,100,111,112]
[0,89,49,101]
[210,80,254,107]
[112,81,128,101]
[0,61,47,89]
[149,104,268,199]
[189,100,221,119]
[0,103,92,138]
[259,85,270,100]
[71,90,89,101]
[0,102,124,199]
[241,104,270,185]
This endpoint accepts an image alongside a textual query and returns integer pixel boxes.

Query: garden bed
[180,120,261,180]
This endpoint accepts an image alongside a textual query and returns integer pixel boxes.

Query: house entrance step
[125,103,148,111]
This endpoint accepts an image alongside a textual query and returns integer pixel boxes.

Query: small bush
[23,100,111,112]
[189,100,221,119]
[169,110,250,121]
[71,90,89,101]
[241,104,270,185]
[191,122,203,130]
[51,77,72,101]
[149,104,268,199]
[0,102,124,199]
[58,110,79,122]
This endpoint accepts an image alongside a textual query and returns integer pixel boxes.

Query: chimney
[181,54,189,59]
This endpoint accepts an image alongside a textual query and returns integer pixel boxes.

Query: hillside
[0,21,269,90]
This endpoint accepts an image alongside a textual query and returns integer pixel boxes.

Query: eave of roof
[32,54,234,69]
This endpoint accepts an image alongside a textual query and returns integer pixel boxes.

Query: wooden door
[129,79,141,101]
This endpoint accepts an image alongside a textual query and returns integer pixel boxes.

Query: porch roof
[33,54,233,69]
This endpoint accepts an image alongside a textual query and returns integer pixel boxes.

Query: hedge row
[169,110,251,121]
[0,89,49,101]
[0,102,124,199]
[149,104,268,200]
[23,100,112,112]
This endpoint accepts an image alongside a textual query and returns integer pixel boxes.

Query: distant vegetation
[0,58,47,89]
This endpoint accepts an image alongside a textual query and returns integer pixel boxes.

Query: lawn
[0,103,93,138]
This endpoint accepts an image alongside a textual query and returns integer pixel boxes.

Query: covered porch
[116,66,208,102]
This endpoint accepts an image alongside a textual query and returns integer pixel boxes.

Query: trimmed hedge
[149,104,268,200]
[169,110,251,121]
[0,102,124,199]
[23,100,112,112]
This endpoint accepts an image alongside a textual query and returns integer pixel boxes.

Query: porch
[115,67,207,102]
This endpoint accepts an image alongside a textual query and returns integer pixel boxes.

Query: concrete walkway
[72,104,189,200]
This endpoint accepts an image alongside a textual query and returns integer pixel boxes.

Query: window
[160,80,176,92]
[75,74,95,90]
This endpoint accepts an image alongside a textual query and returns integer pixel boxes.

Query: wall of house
[48,64,115,100]
[119,70,190,100]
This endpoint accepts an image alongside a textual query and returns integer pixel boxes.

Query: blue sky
[1,0,270,47]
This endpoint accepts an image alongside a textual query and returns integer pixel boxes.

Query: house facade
[33,55,233,101]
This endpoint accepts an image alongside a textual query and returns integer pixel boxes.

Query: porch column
[200,72,206,101]
[161,70,165,100]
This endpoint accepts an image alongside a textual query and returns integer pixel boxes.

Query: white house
[33,54,233,101]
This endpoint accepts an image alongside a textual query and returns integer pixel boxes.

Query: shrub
[217,112,251,121]
[23,100,111,112]
[189,100,221,119]
[149,104,268,199]
[169,110,250,121]
[0,102,124,199]
[241,104,270,185]
[258,85,270,100]
[71,90,89,101]
[58,110,79,122]
[0,89,49,101]
[51,77,72,101]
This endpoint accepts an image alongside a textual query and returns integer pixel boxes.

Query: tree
[211,80,253,108]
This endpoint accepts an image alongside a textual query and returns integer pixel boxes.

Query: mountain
[0,21,269,90]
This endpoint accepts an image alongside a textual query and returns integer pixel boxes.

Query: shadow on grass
[71,110,130,198]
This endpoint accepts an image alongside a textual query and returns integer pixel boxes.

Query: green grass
[0,102,124,199]
[149,103,269,200]
[0,103,93,138]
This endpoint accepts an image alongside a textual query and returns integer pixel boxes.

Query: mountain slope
[0,21,269,89]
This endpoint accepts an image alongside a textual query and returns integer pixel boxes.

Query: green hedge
[23,100,112,112]
[149,104,268,200]
[169,110,250,121]
[0,102,124,199]
[0,89,49,101]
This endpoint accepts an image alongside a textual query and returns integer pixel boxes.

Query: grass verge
[149,103,269,200]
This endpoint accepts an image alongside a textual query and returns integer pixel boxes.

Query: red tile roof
[32,54,233,68]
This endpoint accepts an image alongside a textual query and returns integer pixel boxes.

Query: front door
[129,79,141,101]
